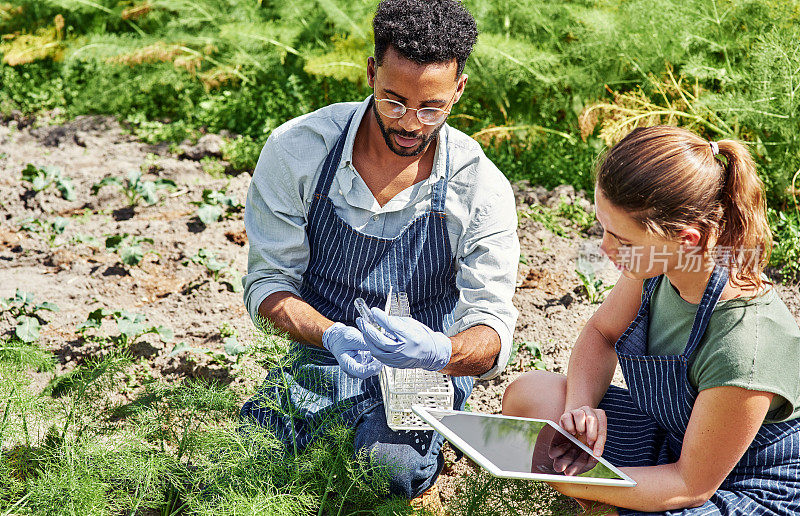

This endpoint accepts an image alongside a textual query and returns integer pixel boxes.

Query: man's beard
[372,101,445,158]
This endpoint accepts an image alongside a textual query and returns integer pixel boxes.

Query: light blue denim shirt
[243,96,519,379]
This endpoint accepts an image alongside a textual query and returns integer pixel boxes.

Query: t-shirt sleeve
[691,298,800,422]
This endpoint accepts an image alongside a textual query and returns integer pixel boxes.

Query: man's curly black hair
[373,0,478,77]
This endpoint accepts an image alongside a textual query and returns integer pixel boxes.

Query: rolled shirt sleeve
[448,182,520,380]
[242,135,311,324]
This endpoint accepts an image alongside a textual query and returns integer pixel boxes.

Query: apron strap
[430,127,451,214]
[313,110,358,198]
[636,275,663,316]
[644,275,662,298]
[682,264,729,359]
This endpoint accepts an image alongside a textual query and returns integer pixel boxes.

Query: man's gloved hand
[322,322,382,379]
[356,307,452,371]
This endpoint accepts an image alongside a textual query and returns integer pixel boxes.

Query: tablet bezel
[412,405,636,487]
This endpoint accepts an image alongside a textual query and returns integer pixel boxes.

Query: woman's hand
[532,424,599,477]
[559,406,606,457]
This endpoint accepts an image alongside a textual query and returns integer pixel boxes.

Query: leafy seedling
[183,248,242,292]
[220,323,247,363]
[575,268,613,304]
[523,342,547,371]
[21,163,75,201]
[105,233,158,266]
[70,233,102,248]
[167,325,246,366]
[18,216,69,246]
[168,336,246,368]
[168,342,224,365]
[91,170,176,207]
[509,340,548,371]
[77,308,173,347]
[1,289,59,343]
[192,187,243,226]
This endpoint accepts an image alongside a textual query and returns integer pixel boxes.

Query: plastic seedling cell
[360,291,453,431]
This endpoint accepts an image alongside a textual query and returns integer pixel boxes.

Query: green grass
[0,308,578,516]
[769,205,800,282]
[1,0,798,209]
[4,1,796,274]
[0,329,390,515]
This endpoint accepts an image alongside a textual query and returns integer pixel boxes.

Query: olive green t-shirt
[647,277,800,423]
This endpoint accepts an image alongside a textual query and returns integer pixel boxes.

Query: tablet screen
[431,411,625,482]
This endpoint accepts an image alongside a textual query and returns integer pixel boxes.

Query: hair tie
[709,141,719,156]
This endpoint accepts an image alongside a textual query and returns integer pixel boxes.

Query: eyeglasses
[374,89,457,126]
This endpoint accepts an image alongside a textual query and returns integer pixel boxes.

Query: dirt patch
[2,114,799,512]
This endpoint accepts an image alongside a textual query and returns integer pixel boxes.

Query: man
[240,0,519,500]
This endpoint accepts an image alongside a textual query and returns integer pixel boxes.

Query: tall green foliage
[0,0,798,263]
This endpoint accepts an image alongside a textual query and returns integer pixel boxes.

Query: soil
[1,115,799,513]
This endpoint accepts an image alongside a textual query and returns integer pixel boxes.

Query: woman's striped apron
[600,265,800,515]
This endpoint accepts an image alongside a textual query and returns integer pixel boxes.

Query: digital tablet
[412,405,636,487]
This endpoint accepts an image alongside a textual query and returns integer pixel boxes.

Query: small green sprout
[509,340,548,371]
[193,187,243,226]
[167,324,246,365]
[91,170,176,207]
[77,308,173,347]
[21,164,75,201]
[575,268,613,304]
[70,233,102,248]
[523,342,548,371]
[19,216,69,246]
[576,242,613,303]
[105,233,158,266]
[183,248,242,292]
[220,323,247,362]
[1,289,59,343]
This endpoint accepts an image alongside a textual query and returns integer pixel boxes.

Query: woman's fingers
[583,406,598,446]
[559,412,576,434]
[572,409,587,434]
[559,406,607,455]
[560,407,589,435]
[593,408,607,456]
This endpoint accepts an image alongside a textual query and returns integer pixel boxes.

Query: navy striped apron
[240,110,474,452]
[599,265,800,515]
